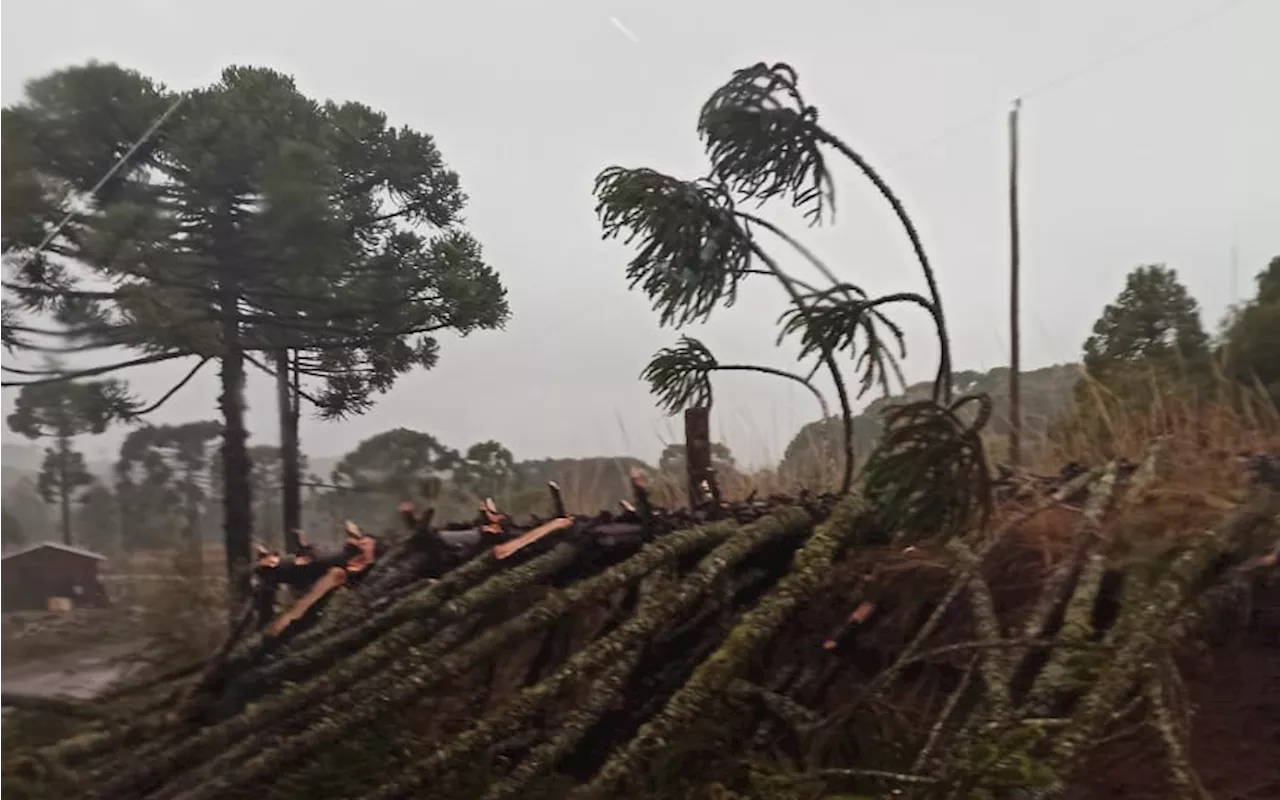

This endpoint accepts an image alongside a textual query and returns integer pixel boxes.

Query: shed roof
[1,541,108,562]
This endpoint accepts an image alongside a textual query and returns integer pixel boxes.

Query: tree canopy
[115,421,221,552]
[331,428,459,499]
[5,372,133,441]
[6,374,133,544]
[1221,255,1280,404]
[453,441,517,500]
[1081,264,1210,383]
[3,61,510,607]
[595,62,955,494]
[657,442,736,478]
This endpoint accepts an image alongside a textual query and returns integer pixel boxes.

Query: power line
[883,0,1252,167]
[0,90,186,384]
[3,92,187,272]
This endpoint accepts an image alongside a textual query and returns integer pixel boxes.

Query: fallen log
[5,451,1277,800]
[0,694,101,720]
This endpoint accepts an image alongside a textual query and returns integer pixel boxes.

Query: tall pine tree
[3,63,510,613]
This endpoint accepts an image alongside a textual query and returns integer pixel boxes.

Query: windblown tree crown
[595,62,958,493]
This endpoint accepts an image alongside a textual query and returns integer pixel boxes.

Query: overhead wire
[882,0,1253,168]
[872,0,1254,375]
[0,92,188,378]
[1,1,1253,394]
[2,92,188,272]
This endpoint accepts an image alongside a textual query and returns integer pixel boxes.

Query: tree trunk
[57,437,73,546]
[683,407,712,507]
[184,468,204,570]
[218,270,254,622]
[276,349,302,552]
[118,486,131,553]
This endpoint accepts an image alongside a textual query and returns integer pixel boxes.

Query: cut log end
[494,517,575,560]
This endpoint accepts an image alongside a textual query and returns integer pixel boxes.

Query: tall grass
[1048,369,1278,484]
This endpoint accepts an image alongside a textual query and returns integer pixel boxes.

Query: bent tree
[595,63,952,493]
[2,63,509,612]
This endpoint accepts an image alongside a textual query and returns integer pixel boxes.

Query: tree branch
[243,352,326,408]
[129,357,211,416]
[1,351,188,386]
[748,241,856,493]
[812,131,953,401]
[739,213,911,396]
[713,364,830,419]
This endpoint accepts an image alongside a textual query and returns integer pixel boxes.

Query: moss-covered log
[359,507,814,800]
[149,517,771,800]
[4,454,1275,800]
[210,550,504,711]
[569,494,863,799]
[90,542,586,800]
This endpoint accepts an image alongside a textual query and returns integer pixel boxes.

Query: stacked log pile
[3,450,1277,800]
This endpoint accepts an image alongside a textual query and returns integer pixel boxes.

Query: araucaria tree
[1220,255,1280,404]
[595,63,952,493]
[331,428,460,499]
[318,428,461,531]
[2,63,510,608]
[1082,264,1211,389]
[6,375,133,545]
[115,421,221,556]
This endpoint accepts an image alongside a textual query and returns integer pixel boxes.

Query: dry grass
[127,550,229,663]
[1047,373,1278,523]
[1049,370,1278,469]
[0,610,137,665]
[45,373,1276,683]
[108,546,227,577]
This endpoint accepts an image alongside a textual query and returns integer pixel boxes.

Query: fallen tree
[4,58,1278,800]
[1,439,1276,800]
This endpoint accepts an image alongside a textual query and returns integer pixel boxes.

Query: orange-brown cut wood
[266,566,348,636]
[494,517,574,560]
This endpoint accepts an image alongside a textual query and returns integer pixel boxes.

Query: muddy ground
[2,608,152,705]
[1072,588,1280,799]
[2,639,147,700]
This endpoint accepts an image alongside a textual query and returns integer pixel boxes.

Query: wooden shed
[1,542,111,611]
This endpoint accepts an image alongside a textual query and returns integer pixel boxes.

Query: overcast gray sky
[2,0,1277,468]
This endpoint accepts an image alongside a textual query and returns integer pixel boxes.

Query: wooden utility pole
[1008,98,1023,468]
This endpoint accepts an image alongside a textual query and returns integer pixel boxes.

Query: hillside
[2,362,1079,494]
[780,363,1082,479]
